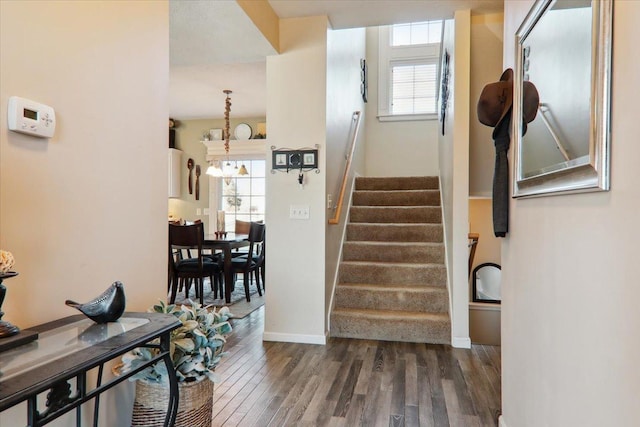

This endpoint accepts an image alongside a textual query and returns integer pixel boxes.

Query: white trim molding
[452,336,471,349]
[263,331,327,345]
[202,139,267,161]
[498,415,507,427]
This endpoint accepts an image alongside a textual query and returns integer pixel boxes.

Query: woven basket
[131,378,214,427]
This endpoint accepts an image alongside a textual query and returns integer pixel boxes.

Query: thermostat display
[23,108,38,120]
[8,96,56,139]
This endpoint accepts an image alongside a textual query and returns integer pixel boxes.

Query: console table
[0,312,181,426]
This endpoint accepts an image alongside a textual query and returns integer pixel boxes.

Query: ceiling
[169,0,504,120]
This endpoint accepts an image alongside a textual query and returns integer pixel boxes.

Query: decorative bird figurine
[65,281,126,324]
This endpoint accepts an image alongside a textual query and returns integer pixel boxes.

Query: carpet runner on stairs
[331,176,451,344]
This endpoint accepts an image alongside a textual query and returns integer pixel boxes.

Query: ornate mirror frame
[512,0,612,198]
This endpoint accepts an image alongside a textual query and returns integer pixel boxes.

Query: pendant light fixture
[206,89,249,178]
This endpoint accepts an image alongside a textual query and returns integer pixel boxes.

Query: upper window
[391,21,442,46]
[378,21,442,121]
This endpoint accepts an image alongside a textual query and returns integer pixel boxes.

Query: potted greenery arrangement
[119,300,232,427]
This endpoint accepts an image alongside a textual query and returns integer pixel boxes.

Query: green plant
[121,300,232,383]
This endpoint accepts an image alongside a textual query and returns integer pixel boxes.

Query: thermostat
[8,96,56,138]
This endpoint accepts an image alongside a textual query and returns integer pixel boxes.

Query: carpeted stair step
[339,261,446,286]
[342,241,444,264]
[349,206,441,224]
[355,176,439,191]
[352,190,440,207]
[334,283,449,312]
[330,308,450,344]
[347,223,443,242]
[330,176,449,345]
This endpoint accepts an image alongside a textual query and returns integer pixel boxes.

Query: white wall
[264,16,328,344]
[363,27,440,177]
[325,28,367,319]
[0,1,168,425]
[438,11,471,349]
[501,1,640,426]
[469,13,504,197]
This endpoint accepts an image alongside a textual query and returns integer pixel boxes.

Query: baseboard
[498,415,507,427]
[263,331,327,345]
[451,336,471,348]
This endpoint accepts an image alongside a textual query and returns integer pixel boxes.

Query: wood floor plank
[405,352,418,406]
[424,348,449,427]
[213,307,501,427]
[343,393,366,426]
[442,379,465,427]
[390,358,406,418]
[282,373,321,426]
[416,365,435,427]
[374,347,395,427]
[373,344,385,372]
[450,358,477,416]
[353,344,377,395]
[484,345,501,372]
[405,404,419,427]
[263,350,323,426]
[359,367,383,426]
[453,348,496,427]
[234,351,295,426]
[299,360,342,423]
[332,359,363,417]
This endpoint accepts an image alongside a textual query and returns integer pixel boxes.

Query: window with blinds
[391,61,437,115]
[377,21,442,121]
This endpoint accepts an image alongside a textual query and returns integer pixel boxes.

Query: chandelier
[206,89,249,178]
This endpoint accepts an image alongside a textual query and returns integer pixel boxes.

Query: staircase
[330,176,451,344]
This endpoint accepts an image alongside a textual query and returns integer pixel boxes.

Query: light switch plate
[289,205,310,220]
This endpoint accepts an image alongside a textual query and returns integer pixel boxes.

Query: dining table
[203,233,249,304]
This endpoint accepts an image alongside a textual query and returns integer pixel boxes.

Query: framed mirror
[472,263,501,304]
[512,0,612,198]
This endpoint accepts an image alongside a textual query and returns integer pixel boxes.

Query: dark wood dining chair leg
[216,272,223,299]
[169,273,179,304]
[198,277,205,305]
[254,270,262,296]
[243,272,251,302]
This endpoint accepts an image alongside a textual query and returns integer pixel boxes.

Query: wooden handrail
[329,111,362,225]
[468,233,479,279]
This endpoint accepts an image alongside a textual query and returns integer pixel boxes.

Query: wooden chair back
[235,219,251,234]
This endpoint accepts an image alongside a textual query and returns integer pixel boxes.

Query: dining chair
[229,222,265,302]
[168,222,222,305]
[235,219,251,234]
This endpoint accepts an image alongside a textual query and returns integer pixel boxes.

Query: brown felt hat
[477,68,539,128]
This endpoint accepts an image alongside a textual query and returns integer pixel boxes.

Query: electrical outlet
[203,208,210,215]
[289,205,310,220]
[196,208,202,216]
[327,194,333,209]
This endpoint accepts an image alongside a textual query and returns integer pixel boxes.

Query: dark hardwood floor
[213,306,501,427]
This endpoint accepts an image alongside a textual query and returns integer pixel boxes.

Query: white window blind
[391,62,437,115]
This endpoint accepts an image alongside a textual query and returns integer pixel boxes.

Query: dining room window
[220,159,265,232]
